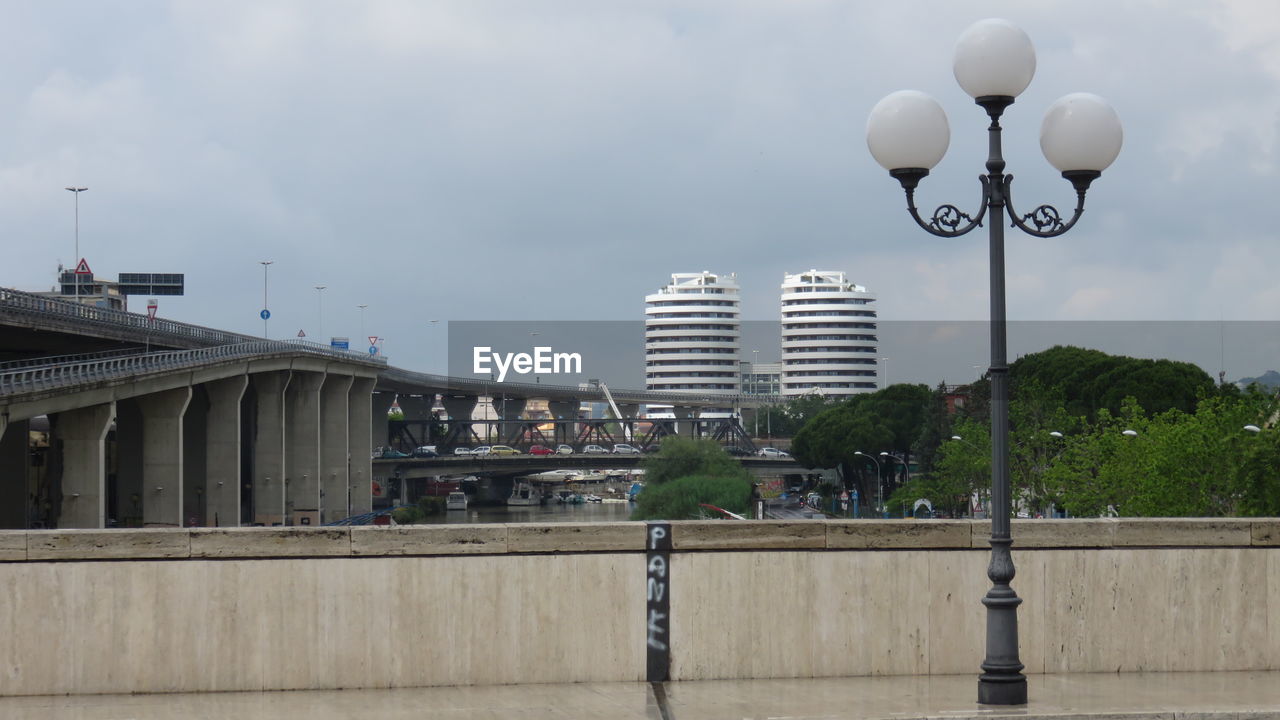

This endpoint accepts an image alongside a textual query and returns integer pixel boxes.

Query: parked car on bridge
[757,447,790,458]
[555,444,575,455]
[611,443,641,455]
[412,446,438,458]
[528,445,554,456]
[490,445,520,456]
[472,446,492,456]
[453,447,473,455]
[582,444,608,454]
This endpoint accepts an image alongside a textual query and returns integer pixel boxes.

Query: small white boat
[446,491,468,511]
[507,481,542,506]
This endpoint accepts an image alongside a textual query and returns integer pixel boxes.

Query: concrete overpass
[373,453,803,477]
[0,285,788,529]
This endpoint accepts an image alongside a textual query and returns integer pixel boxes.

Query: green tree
[790,384,931,509]
[1236,428,1280,516]
[631,438,753,520]
[1010,345,1213,419]
[912,382,956,474]
[629,474,753,520]
[640,436,749,486]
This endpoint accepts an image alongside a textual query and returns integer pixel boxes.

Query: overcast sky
[1,1,1277,382]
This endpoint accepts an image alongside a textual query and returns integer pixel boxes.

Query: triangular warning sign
[297,329,306,338]
[368,336,378,346]
[74,258,92,275]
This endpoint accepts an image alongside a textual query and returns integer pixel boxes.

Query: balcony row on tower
[644,270,878,401]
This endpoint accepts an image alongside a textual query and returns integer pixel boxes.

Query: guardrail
[0,346,148,372]
[0,286,260,347]
[379,365,782,407]
[0,340,385,398]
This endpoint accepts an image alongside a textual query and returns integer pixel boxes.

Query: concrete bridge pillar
[285,371,324,526]
[138,387,193,527]
[54,403,114,528]
[252,371,291,525]
[442,395,478,442]
[347,377,377,517]
[182,386,209,526]
[372,391,396,450]
[396,394,432,422]
[0,418,29,528]
[497,397,526,444]
[115,399,144,526]
[548,400,580,445]
[320,374,354,524]
[204,376,248,528]
[673,406,696,438]
[616,403,639,442]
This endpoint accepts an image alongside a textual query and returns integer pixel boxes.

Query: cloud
[0,0,1276,382]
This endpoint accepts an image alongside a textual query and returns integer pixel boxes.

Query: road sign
[331,337,350,350]
[74,259,92,275]
[146,299,158,320]
[368,336,378,346]
[260,309,270,320]
[369,346,379,356]
[297,329,306,338]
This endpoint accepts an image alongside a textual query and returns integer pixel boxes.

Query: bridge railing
[0,346,149,372]
[0,340,384,398]
[0,286,262,347]
[379,366,782,406]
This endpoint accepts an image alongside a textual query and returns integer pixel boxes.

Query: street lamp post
[314,285,327,341]
[879,451,910,484]
[358,304,369,343]
[853,451,881,516]
[752,349,760,437]
[65,187,88,299]
[259,261,273,338]
[866,19,1122,706]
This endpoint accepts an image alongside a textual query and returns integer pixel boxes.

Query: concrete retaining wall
[0,519,1277,695]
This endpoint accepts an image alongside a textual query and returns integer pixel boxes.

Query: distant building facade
[780,269,878,397]
[644,271,741,399]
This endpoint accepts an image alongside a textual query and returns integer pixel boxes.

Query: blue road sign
[260,309,271,320]
[369,346,379,356]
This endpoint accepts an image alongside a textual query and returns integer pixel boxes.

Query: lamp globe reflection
[865,19,1121,707]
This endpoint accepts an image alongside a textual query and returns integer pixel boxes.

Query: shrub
[642,437,749,485]
[630,474,753,520]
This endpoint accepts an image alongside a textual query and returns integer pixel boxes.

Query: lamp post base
[978,673,1027,705]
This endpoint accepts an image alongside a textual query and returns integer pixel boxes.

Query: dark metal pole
[976,96,1026,706]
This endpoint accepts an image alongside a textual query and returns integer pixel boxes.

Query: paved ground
[2,671,1279,719]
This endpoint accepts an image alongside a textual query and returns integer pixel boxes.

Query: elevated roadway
[373,453,803,477]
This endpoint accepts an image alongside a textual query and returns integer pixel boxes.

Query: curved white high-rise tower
[780,270,878,397]
[644,271,741,396]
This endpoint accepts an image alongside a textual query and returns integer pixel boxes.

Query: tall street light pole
[866,18,1122,706]
[315,285,327,342]
[65,187,88,299]
[358,304,369,343]
[751,349,760,437]
[853,451,881,516]
[260,261,273,338]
